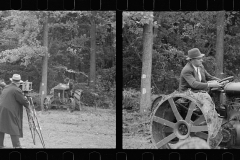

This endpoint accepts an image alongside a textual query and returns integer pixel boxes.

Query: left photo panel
[0,11,116,148]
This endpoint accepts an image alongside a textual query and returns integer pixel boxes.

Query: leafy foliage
[122,89,141,111]
[0,11,116,109]
[97,66,116,91]
[123,11,240,94]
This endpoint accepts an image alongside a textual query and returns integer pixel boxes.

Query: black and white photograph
[0,11,116,148]
[123,11,240,149]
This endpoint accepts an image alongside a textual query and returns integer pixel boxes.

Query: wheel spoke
[153,116,175,128]
[156,132,176,148]
[168,98,183,121]
[194,132,208,140]
[193,115,206,126]
[185,102,196,123]
[190,125,208,132]
[163,127,173,133]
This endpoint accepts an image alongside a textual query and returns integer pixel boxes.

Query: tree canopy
[0,11,116,99]
[123,11,240,94]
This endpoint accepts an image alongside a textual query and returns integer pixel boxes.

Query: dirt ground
[3,107,116,148]
[122,111,155,149]
[123,135,154,149]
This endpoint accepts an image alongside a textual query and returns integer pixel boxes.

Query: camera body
[19,81,33,95]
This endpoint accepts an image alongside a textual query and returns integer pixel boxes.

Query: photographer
[0,74,31,148]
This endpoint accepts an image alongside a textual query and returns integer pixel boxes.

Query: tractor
[43,83,83,111]
[151,76,240,149]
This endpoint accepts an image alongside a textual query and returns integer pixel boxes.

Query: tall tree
[140,13,153,113]
[0,11,116,99]
[89,11,96,89]
[216,11,225,78]
[40,14,49,110]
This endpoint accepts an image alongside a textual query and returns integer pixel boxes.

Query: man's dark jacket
[179,62,219,92]
[0,83,29,137]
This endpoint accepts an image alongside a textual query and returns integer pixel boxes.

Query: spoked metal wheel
[43,97,51,110]
[150,93,209,149]
[67,98,76,112]
[151,95,163,112]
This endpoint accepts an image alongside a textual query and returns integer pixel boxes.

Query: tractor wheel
[74,97,81,111]
[151,95,164,112]
[151,92,209,149]
[43,97,51,110]
[67,98,76,112]
[73,89,83,111]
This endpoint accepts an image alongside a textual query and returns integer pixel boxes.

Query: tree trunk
[216,11,225,79]
[70,31,75,73]
[108,24,114,68]
[140,18,153,113]
[89,11,96,89]
[40,16,49,111]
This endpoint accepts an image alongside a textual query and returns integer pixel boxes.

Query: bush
[94,68,116,109]
[28,92,41,109]
[73,78,116,109]
[73,83,98,107]
[97,66,115,92]
[81,90,98,107]
[98,85,116,109]
[122,89,141,111]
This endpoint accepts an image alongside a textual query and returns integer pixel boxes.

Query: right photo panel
[123,11,240,149]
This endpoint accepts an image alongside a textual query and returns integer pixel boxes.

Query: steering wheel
[218,76,234,83]
[211,76,234,91]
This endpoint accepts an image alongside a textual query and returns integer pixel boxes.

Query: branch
[53,65,88,78]
[125,37,142,62]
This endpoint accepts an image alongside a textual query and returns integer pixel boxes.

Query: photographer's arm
[14,88,31,109]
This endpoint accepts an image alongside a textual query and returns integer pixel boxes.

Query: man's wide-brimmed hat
[186,48,205,60]
[10,74,23,83]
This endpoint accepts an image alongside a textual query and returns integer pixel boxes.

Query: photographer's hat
[186,48,205,60]
[10,74,23,83]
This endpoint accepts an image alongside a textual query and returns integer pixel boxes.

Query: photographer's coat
[0,83,29,137]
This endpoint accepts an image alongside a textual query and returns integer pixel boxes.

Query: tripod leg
[30,97,45,148]
[36,128,45,148]
[33,119,45,148]
[26,109,36,145]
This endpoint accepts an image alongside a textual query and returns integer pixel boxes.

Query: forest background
[0,11,116,110]
[123,11,240,111]
[122,11,240,148]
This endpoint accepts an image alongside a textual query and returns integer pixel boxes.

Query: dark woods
[123,12,240,95]
[0,11,116,109]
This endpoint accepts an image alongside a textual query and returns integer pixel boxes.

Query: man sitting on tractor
[65,78,74,98]
[179,48,225,149]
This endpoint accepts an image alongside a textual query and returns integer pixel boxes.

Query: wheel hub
[174,120,190,140]
[179,124,188,135]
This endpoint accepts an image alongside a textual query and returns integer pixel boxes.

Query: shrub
[72,77,116,109]
[95,68,116,109]
[81,90,98,107]
[98,85,116,109]
[122,88,141,111]
[73,83,98,107]
[97,66,115,92]
[28,92,41,109]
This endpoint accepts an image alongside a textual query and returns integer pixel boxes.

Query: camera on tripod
[19,80,33,95]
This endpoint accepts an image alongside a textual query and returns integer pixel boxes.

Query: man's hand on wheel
[208,81,224,88]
